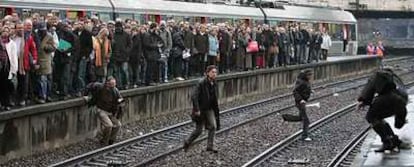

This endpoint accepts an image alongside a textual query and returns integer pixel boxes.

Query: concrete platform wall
[0,56,378,160]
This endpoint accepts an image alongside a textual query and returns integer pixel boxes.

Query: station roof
[0,0,111,12]
[264,5,357,24]
[112,0,264,19]
[113,0,356,23]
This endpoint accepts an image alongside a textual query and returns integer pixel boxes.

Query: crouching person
[357,68,409,152]
[84,76,124,145]
[183,65,220,153]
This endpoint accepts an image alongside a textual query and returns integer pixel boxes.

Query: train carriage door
[155,15,161,24]
[244,19,250,27]
[201,17,207,24]
[5,7,14,15]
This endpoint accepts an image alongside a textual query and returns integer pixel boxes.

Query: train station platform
[351,88,414,167]
[327,55,374,62]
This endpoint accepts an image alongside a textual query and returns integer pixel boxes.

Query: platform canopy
[112,0,265,20]
[0,0,112,12]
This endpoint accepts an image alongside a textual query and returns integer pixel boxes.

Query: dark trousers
[17,73,29,102]
[186,110,217,149]
[171,56,182,78]
[343,40,348,53]
[207,56,216,66]
[297,103,310,138]
[278,52,287,66]
[55,62,72,96]
[321,49,328,60]
[145,60,158,84]
[0,67,12,107]
[219,52,228,73]
[366,93,407,146]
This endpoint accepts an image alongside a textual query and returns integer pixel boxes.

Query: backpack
[391,72,409,104]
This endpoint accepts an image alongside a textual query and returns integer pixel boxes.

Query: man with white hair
[16,19,38,106]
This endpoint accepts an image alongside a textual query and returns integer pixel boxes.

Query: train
[0,0,358,56]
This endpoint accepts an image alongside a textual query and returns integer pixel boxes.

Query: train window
[118,13,133,21]
[98,13,111,23]
[0,8,5,18]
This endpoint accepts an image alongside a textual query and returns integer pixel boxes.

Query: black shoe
[108,140,114,145]
[183,141,191,152]
[206,148,218,153]
[375,143,398,152]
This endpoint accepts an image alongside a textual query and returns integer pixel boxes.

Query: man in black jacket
[143,23,164,86]
[357,68,409,152]
[73,21,93,96]
[282,69,312,141]
[184,65,220,153]
[112,21,132,89]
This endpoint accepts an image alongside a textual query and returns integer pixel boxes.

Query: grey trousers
[97,108,121,145]
[186,109,217,149]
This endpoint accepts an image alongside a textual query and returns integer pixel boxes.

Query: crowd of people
[0,12,334,111]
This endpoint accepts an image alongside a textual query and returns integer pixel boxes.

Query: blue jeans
[114,62,129,88]
[37,74,51,99]
[75,57,87,93]
[159,58,168,82]
[183,59,189,79]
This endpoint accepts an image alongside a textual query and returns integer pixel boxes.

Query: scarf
[94,37,110,67]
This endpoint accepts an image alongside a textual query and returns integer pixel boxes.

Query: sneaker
[164,79,169,83]
[19,100,26,107]
[304,137,312,141]
[133,84,138,88]
[35,98,46,104]
[176,77,185,81]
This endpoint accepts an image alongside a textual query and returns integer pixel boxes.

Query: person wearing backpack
[357,68,410,152]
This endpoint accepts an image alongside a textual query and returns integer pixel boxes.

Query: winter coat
[218,30,232,54]
[191,77,220,128]
[194,32,209,54]
[112,31,132,63]
[74,30,93,59]
[4,39,18,79]
[208,34,219,56]
[321,34,332,50]
[22,34,38,71]
[37,34,56,75]
[358,70,408,128]
[143,31,164,62]
[56,30,75,64]
[171,30,185,58]
[158,29,172,53]
[129,33,143,64]
[293,72,311,103]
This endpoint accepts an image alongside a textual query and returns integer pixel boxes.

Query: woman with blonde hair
[93,28,111,82]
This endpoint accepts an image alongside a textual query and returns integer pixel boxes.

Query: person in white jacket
[0,26,18,111]
[321,30,332,61]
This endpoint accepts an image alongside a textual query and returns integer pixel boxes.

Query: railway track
[241,81,414,167]
[51,69,414,167]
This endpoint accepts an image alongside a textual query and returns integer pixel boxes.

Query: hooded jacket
[293,71,312,103]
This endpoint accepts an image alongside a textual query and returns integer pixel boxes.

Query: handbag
[182,49,191,59]
[246,41,259,53]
